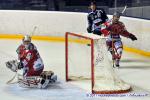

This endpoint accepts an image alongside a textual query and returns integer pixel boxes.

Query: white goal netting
[65,32,131,94]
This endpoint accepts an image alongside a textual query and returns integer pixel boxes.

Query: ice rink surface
[0,39,150,100]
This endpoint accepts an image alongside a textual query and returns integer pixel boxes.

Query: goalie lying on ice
[100,12,137,67]
[5,35,57,88]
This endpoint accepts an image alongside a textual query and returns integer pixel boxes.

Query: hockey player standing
[87,1,108,35]
[101,12,137,67]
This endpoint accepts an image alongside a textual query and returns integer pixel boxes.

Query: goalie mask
[22,35,31,43]
[22,35,31,46]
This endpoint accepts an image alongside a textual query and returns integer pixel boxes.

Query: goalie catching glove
[5,60,20,72]
[5,60,23,72]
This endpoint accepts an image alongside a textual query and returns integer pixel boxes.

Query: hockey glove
[87,27,92,33]
[129,34,137,41]
[18,62,23,69]
[93,29,102,36]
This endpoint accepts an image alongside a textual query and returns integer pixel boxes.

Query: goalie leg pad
[18,76,50,89]
[18,75,41,88]
[18,71,57,89]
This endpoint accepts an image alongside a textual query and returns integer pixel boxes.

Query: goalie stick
[6,60,19,84]
[18,26,37,37]
[111,35,115,68]
[6,72,18,84]
[1,51,19,84]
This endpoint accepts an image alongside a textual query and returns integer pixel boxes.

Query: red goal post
[65,32,96,91]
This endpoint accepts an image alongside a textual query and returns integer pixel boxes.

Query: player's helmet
[90,1,96,6]
[113,12,122,17]
[22,35,31,42]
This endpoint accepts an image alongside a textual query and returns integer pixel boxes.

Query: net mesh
[66,32,131,93]
[67,35,91,80]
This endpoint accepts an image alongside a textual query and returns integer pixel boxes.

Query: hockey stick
[111,34,115,68]
[6,72,18,84]
[121,0,128,14]
[121,5,127,14]
[30,26,37,36]
[0,50,18,84]
[6,60,19,84]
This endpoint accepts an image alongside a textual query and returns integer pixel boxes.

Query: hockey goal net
[65,32,131,94]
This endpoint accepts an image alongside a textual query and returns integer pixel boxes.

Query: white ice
[0,39,150,100]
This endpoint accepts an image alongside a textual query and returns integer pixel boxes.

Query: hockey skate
[115,59,120,68]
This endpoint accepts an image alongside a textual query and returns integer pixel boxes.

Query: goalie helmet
[22,35,31,42]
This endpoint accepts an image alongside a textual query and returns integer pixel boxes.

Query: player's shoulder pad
[118,21,125,26]
[28,43,35,50]
[88,11,94,15]
[96,8,105,13]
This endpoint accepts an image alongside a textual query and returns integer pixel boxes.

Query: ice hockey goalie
[5,35,57,88]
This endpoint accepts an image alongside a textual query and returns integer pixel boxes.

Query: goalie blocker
[6,60,57,88]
